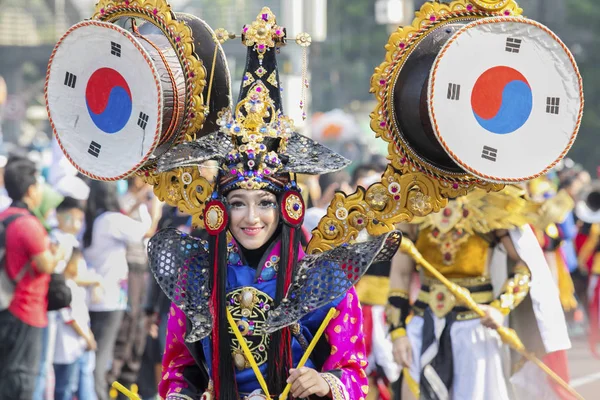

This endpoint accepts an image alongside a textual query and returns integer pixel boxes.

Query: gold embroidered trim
[388,288,410,298]
[417,289,493,305]
[491,264,531,315]
[227,287,273,370]
[166,394,195,400]
[412,307,482,321]
[320,372,349,400]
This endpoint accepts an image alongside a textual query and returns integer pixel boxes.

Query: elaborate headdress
[149,7,358,399]
[157,7,348,203]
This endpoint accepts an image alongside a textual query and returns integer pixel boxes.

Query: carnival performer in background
[388,188,571,400]
[527,176,578,312]
[575,180,600,357]
[147,8,402,400]
[355,257,401,400]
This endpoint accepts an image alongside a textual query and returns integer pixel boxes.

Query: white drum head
[46,20,163,180]
[428,17,583,183]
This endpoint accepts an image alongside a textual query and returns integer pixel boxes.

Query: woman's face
[226,189,279,250]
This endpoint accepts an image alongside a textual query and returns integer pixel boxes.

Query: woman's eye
[229,201,246,209]
[259,200,277,209]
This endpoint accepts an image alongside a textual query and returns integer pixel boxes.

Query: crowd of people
[1,136,597,400]
[0,137,396,400]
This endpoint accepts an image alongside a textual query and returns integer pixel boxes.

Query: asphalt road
[568,336,600,399]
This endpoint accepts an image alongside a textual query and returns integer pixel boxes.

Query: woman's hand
[392,335,412,368]
[287,367,331,398]
[479,304,506,330]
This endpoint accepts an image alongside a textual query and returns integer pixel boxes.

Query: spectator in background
[83,181,152,400]
[138,205,194,400]
[54,248,96,400]
[31,184,64,400]
[50,197,98,400]
[0,157,65,400]
[303,169,351,233]
[32,183,63,232]
[0,154,11,212]
[109,175,160,395]
[351,163,378,191]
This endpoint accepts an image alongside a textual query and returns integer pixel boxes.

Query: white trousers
[406,315,511,400]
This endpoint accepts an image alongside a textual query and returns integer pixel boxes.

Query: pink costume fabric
[160,287,369,399]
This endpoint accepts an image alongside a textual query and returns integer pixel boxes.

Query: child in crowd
[54,248,97,400]
[51,197,98,400]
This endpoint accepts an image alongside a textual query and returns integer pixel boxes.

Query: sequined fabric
[265,230,402,332]
[156,130,350,175]
[148,228,212,342]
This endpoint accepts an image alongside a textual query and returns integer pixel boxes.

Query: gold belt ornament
[417,278,494,319]
[427,284,457,318]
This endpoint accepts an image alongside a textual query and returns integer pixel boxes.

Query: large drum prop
[391,16,583,183]
[45,12,230,181]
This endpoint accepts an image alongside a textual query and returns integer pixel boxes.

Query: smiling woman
[226,190,279,250]
[143,7,403,400]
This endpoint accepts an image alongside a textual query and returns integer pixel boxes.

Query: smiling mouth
[241,227,264,236]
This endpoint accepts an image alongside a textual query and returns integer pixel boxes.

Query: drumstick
[111,382,140,400]
[226,308,271,398]
[279,307,337,400]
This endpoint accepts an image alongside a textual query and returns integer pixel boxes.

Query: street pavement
[569,336,600,399]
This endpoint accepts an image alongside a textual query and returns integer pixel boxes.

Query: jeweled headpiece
[218,82,293,192]
[158,8,349,197]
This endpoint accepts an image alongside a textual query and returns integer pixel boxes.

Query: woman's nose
[246,204,260,222]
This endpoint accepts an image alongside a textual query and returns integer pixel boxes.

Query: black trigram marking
[137,112,149,130]
[447,83,460,100]
[63,72,77,88]
[546,97,560,114]
[481,145,498,162]
[111,41,121,57]
[88,141,101,158]
[505,37,522,53]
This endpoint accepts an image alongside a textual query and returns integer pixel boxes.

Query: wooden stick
[400,238,585,400]
[226,308,271,398]
[279,307,337,400]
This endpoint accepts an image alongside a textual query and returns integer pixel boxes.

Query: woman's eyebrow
[227,195,245,202]
[257,193,276,200]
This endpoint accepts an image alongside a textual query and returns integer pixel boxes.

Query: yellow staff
[280,307,337,400]
[400,238,585,400]
[227,308,272,398]
[111,382,140,400]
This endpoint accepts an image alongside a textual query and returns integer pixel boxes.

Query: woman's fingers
[289,367,313,396]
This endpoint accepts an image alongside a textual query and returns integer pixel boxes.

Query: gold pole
[400,238,585,400]
[226,308,272,398]
[403,368,420,398]
[111,382,141,400]
[279,307,337,400]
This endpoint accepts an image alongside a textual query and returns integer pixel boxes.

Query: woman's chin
[234,233,267,250]
[238,238,264,250]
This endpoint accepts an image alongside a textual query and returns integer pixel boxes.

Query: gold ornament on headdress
[307,0,524,253]
[242,7,285,59]
[217,81,293,191]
